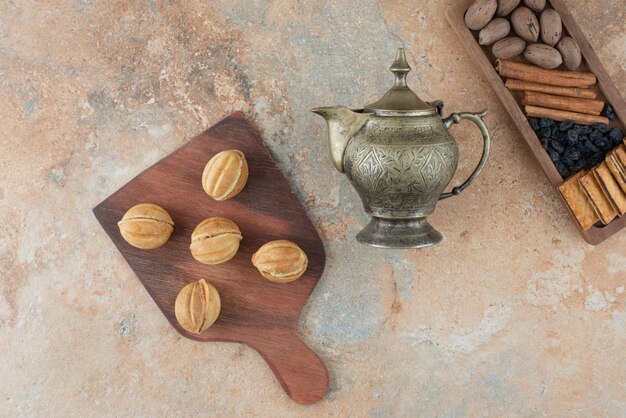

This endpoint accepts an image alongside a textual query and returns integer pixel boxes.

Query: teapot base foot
[356,217,442,249]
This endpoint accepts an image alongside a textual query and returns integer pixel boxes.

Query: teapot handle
[439,109,491,200]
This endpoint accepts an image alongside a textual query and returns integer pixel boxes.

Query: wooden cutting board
[93,112,329,404]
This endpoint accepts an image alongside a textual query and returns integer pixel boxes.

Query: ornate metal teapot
[312,47,491,248]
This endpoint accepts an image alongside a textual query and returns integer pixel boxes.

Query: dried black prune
[590,131,604,143]
[540,118,554,128]
[559,120,574,131]
[540,127,552,138]
[598,140,612,151]
[548,148,560,163]
[563,147,581,161]
[529,117,541,131]
[604,104,617,121]
[555,161,569,177]
[550,140,565,153]
[592,123,611,133]
[540,137,550,149]
[561,155,574,167]
[572,159,586,172]
[579,125,592,135]
[566,129,579,142]
[589,153,604,166]
[584,140,599,153]
[608,128,623,144]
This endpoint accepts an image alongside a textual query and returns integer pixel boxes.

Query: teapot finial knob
[390,47,411,89]
[364,47,431,112]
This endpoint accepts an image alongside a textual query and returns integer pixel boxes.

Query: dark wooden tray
[93,113,329,404]
[447,0,626,245]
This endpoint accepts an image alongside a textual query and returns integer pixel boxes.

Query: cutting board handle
[249,330,329,405]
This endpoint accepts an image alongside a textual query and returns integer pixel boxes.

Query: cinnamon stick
[505,79,597,99]
[525,105,609,125]
[522,91,605,116]
[496,59,596,87]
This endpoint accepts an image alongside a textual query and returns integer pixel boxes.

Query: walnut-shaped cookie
[117,203,174,249]
[202,149,249,201]
[251,240,308,283]
[175,279,221,334]
[190,217,242,265]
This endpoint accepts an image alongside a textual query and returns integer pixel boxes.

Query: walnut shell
[540,8,562,47]
[464,0,498,30]
[478,18,511,45]
[511,7,540,42]
[557,36,582,70]
[117,203,174,249]
[496,0,520,16]
[523,43,563,69]
[251,240,308,283]
[523,0,545,12]
[190,217,242,265]
[202,149,249,201]
[492,36,526,59]
[175,279,221,334]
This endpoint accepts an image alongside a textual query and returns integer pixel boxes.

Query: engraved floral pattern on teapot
[346,142,458,195]
[312,48,490,248]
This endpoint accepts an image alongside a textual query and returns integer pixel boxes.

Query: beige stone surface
[1,0,625,416]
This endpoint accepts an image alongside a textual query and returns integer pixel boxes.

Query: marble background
[1,0,625,416]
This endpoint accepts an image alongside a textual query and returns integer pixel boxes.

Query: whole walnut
[190,217,242,265]
[524,44,563,69]
[175,279,221,334]
[478,18,510,45]
[511,7,540,42]
[557,36,582,70]
[117,203,174,249]
[251,240,308,283]
[464,0,498,30]
[524,0,546,12]
[540,8,562,47]
[496,0,520,16]
[202,149,249,201]
[492,36,526,59]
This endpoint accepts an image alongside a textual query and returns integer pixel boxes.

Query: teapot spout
[311,106,370,173]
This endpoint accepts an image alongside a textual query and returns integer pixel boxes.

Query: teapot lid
[364,47,435,115]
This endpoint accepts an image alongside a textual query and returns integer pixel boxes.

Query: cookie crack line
[197,282,208,333]
[214,156,244,200]
[262,268,303,277]
[218,158,243,199]
[192,232,242,242]
[120,231,172,237]
[118,217,174,226]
